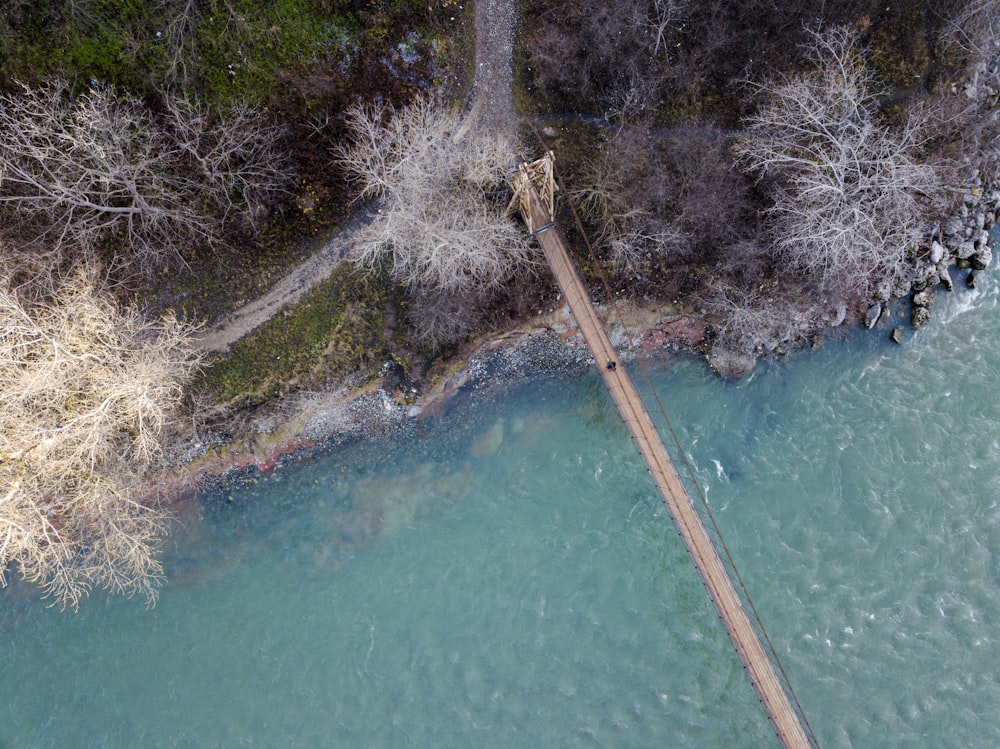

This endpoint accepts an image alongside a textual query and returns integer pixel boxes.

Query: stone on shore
[707,345,757,379]
[864,303,882,329]
[912,288,934,308]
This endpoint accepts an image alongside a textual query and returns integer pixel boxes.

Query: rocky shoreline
[161,190,999,500]
[158,299,709,498]
[880,172,999,340]
[892,43,1000,335]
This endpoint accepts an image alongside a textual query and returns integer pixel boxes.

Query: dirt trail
[195,0,516,354]
[194,205,377,353]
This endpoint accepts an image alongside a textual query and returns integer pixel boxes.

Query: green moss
[0,0,164,92]
[195,0,356,105]
[0,0,449,107]
[867,6,932,90]
[198,263,389,404]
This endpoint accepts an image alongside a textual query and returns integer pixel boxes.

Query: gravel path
[194,205,378,353]
[460,0,516,135]
[195,0,516,354]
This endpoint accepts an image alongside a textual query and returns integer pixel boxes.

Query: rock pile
[866,170,999,336]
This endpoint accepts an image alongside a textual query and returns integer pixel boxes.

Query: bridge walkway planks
[515,167,815,749]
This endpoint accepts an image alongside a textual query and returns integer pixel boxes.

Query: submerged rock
[471,418,505,456]
[706,345,758,379]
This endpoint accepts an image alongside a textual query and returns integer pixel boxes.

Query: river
[2,260,1000,747]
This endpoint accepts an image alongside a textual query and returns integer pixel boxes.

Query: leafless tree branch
[0,269,202,609]
[735,26,942,300]
[0,80,291,279]
[337,97,536,296]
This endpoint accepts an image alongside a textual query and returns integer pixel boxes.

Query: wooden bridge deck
[512,160,815,749]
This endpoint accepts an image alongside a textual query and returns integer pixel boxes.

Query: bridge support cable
[509,153,818,749]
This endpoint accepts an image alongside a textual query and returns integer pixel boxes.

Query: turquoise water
[4,269,1000,748]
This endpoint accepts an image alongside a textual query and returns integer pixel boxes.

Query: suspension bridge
[509,153,818,749]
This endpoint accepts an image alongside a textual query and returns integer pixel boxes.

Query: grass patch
[195,0,357,105]
[0,0,457,107]
[198,262,389,404]
[0,0,162,91]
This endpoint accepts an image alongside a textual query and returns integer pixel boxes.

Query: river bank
[161,195,1000,503]
[158,295,711,499]
[159,0,1000,505]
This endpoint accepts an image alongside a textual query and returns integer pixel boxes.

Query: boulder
[972,246,993,270]
[890,326,904,343]
[911,304,931,329]
[943,216,964,236]
[706,345,758,379]
[891,277,913,299]
[864,303,882,329]
[829,301,847,327]
[914,260,944,291]
[930,240,945,263]
[912,288,934,307]
[956,241,977,260]
[939,268,954,292]
[967,271,977,289]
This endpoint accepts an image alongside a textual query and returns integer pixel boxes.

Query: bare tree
[159,0,200,88]
[337,97,536,295]
[706,286,813,353]
[735,26,942,300]
[404,284,483,346]
[162,94,291,231]
[939,0,1000,64]
[524,0,689,116]
[0,80,290,279]
[0,80,208,272]
[573,134,677,275]
[0,268,202,609]
[937,0,1000,188]
[644,0,690,59]
[573,125,744,276]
